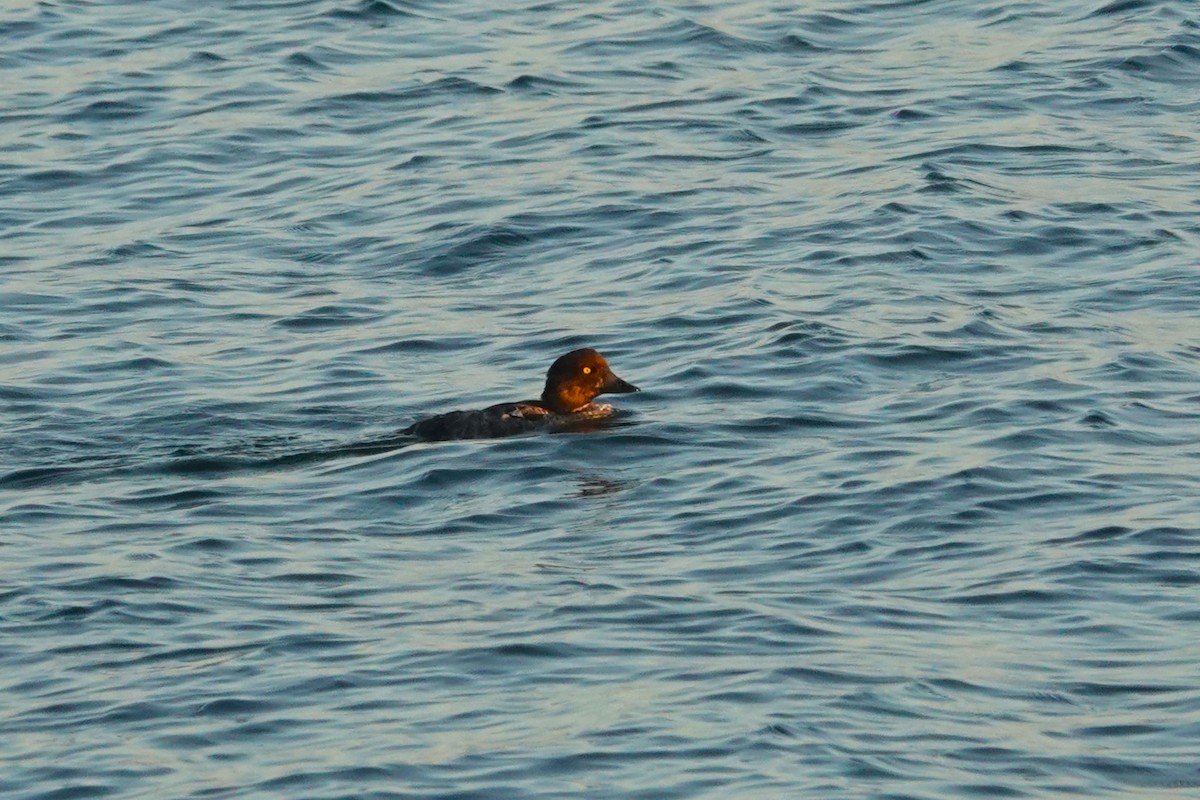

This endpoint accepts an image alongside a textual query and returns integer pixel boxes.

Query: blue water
[3,0,1200,797]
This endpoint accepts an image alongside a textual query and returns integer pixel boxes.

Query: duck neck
[541,385,589,414]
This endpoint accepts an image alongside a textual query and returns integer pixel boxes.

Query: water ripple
[3,1,1200,798]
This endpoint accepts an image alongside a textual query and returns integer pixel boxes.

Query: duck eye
[582,366,592,375]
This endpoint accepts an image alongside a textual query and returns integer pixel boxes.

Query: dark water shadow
[158,432,420,478]
[2,415,640,492]
[0,431,420,491]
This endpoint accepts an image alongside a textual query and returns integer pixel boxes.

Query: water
[3,0,1200,797]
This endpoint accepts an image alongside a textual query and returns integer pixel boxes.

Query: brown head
[540,348,639,413]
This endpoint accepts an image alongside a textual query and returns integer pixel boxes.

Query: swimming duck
[404,348,640,441]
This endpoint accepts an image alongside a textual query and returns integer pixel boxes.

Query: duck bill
[603,372,640,394]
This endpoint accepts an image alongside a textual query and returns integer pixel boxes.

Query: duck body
[404,348,639,442]
[403,399,616,441]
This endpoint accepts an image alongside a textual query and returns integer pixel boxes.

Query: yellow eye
[582,366,592,374]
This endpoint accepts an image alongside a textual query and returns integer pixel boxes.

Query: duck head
[541,348,639,413]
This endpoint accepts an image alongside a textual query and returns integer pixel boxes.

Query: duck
[404,348,640,441]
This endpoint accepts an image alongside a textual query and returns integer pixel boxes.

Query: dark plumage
[404,348,639,441]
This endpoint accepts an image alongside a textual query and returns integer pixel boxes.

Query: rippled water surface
[4,1,1200,797]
